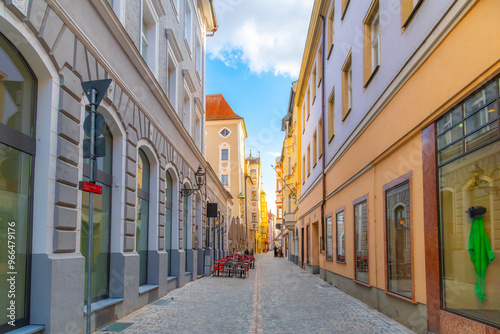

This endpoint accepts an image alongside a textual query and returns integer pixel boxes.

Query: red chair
[212,260,224,277]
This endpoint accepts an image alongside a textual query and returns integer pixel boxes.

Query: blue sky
[206,57,293,213]
[206,0,314,213]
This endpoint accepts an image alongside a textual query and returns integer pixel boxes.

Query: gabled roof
[206,94,243,120]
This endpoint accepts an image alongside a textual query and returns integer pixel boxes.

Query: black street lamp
[181,165,205,197]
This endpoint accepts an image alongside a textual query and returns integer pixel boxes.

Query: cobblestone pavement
[110,252,414,334]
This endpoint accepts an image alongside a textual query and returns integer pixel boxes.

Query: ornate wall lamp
[181,165,206,197]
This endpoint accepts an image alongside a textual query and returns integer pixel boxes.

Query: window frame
[401,0,424,28]
[325,213,333,261]
[335,207,346,263]
[221,148,229,161]
[342,50,352,121]
[353,195,369,285]
[136,148,150,287]
[341,0,351,20]
[383,172,414,301]
[0,33,36,331]
[327,3,335,59]
[328,87,335,143]
[363,0,380,88]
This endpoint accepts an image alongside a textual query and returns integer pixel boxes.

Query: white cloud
[209,0,314,78]
[268,151,281,157]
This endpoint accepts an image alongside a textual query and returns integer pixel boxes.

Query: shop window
[336,211,345,263]
[436,80,499,165]
[326,215,333,260]
[386,181,412,298]
[82,127,113,304]
[438,79,500,326]
[355,200,368,283]
[0,33,35,330]
[136,149,150,286]
[165,171,174,276]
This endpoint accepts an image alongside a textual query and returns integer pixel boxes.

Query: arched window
[0,32,35,330]
[165,171,173,276]
[82,127,113,304]
[136,149,150,286]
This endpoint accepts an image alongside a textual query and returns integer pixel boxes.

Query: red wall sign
[79,181,102,194]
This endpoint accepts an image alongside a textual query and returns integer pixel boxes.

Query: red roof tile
[206,94,242,120]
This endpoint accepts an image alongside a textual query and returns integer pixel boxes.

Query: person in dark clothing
[244,248,249,255]
[274,246,278,257]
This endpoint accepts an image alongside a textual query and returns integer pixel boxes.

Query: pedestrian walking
[274,246,278,257]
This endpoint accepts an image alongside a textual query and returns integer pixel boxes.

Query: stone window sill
[139,284,159,295]
[84,297,124,315]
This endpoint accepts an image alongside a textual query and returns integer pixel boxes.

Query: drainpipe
[320,15,327,255]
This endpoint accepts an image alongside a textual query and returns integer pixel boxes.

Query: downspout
[320,15,327,258]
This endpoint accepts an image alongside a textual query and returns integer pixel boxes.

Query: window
[252,191,257,201]
[220,128,230,137]
[182,184,189,267]
[278,207,282,219]
[252,213,257,222]
[165,171,174,276]
[363,0,380,86]
[312,66,317,102]
[318,119,323,158]
[313,130,317,167]
[184,0,192,53]
[194,112,201,149]
[183,86,191,131]
[172,0,179,14]
[302,102,306,132]
[195,33,202,78]
[438,78,500,326]
[141,14,149,61]
[327,4,335,57]
[342,51,352,121]
[386,181,412,298]
[251,169,256,179]
[436,79,499,165]
[439,142,500,326]
[307,145,311,176]
[288,156,291,176]
[354,200,368,283]
[82,128,113,304]
[401,0,423,28]
[278,181,282,191]
[221,149,228,161]
[307,88,311,120]
[341,0,350,20]
[0,33,35,329]
[136,149,150,286]
[221,174,228,186]
[326,215,333,260]
[336,211,345,263]
[261,212,266,219]
[302,156,306,183]
[328,88,335,141]
[141,0,158,74]
[167,52,177,110]
[318,47,322,84]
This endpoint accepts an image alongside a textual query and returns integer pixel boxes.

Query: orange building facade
[293,0,500,333]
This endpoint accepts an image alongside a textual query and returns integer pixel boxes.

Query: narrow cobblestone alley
[105,253,414,334]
